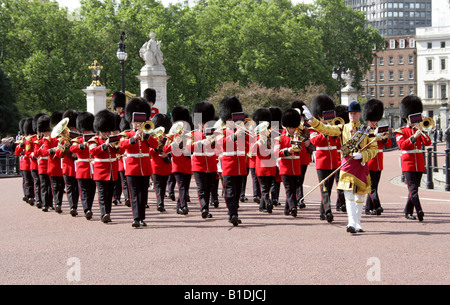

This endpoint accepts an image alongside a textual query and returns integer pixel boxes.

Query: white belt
[77,158,92,162]
[38,157,48,160]
[193,152,216,157]
[280,156,300,160]
[378,149,383,153]
[402,149,423,154]
[222,151,246,156]
[126,153,150,158]
[94,158,117,162]
[315,146,337,151]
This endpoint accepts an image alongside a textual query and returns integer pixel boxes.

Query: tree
[0,68,20,136]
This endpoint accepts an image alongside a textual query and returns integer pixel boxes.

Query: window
[399,56,404,65]
[379,57,384,65]
[409,86,414,95]
[408,70,414,79]
[389,87,394,96]
[442,85,447,99]
[427,59,433,71]
[390,40,396,49]
[409,39,415,48]
[369,72,374,81]
[427,42,432,49]
[370,87,375,97]
[408,56,414,65]
[441,42,446,48]
[379,71,384,81]
[427,85,433,99]
[441,58,446,70]
[399,86,404,96]
[389,71,394,81]
[399,71,404,80]
[379,86,384,96]
[389,56,394,65]
[400,39,405,48]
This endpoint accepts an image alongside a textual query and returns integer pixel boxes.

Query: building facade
[345,0,432,37]
[362,36,417,127]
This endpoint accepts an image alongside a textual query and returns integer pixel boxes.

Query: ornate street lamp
[117,31,128,93]
[88,60,103,87]
[332,61,351,104]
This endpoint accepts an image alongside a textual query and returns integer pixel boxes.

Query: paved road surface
[1,145,449,286]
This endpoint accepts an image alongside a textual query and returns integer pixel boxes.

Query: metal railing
[0,153,20,176]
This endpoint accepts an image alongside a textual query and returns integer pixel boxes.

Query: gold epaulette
[119,130,131,140]
[393,128,404,135]
[87,136,98,144]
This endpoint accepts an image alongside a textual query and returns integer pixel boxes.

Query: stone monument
[137,32,169,115]
[83,60,110,115]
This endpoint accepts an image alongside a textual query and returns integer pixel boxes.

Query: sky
[56,0,315,11]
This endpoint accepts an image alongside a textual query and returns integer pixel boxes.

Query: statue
[140,32,164,67]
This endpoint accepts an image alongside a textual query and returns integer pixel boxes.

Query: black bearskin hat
[112,112,121,131]
[363,99,384,122]
[32,113,46,133]
[94,109,116,133]
[252,108,272,125]
[152,113,172,133]
[37,115,52,133]
[400,95,423,119]
[282,108,301,128]
[125,97,151,124]
[18,118,26,135]
[291,100,306,115]
[192,101,216,124]
[76,112,94,133]
[335,105,349,124]
[112,91,126,109]
[63,110,79,129]
[143,88,156,104]
[50,111,64,129]
[268,106,283,127]
[218,96,242,122]
[171,105,191,123]
[310,94,335,118]
[23,118,34,136]
[119,117,130,132]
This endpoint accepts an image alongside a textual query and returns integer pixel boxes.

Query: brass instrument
[419,116,435,133]
[148,126,166,144]
[234,118,255,136]
[291,127,305,153]
[166,121,185,145]
[51,118,71,143]
[141,120,155,134]
[331,117,345,126]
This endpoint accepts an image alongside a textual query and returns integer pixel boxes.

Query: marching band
[13,92,433,232]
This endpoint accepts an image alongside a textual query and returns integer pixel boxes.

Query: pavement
[0,144,449,286]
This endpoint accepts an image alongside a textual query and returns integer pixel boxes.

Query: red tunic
[309,129,340,170]
[163,134,192,175]
[70,137,93,180]
[188,130,217,173]
[41,137,63,177]
[274,135,301,176]
[367,136,392,171]
[119,130,158,176]
[88,136,119,181]
[395,126,431,172]
[216,128,249,176]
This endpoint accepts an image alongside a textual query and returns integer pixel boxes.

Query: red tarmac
[0,145,449,285]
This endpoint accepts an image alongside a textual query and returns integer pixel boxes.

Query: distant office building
[345,0,432,37]
[432,0,450,27]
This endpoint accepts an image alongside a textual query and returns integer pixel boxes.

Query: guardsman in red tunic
[395,96,432,222]
[70,112,96,220]
[89,109,120,224]
[150,114,172,213]
[363,99,392,216]
[28,114,46,208]
[34,115,53,212]
[189,101,217,219]
[42,111,65,214]
[163,105,193,216]
[55,110,79,217]
[143,88,159,119]
[120,98,159,228]
[274,109,302,217]
[217,96,249,226]
[251,108,276,213]
[15,118,34,204]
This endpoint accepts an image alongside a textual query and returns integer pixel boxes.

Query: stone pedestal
[82,86,110,115]
[440,102,449,132]
[340,85,359,106]
[137,65,170,115]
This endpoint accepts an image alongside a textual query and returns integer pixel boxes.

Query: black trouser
[119,171,129,201]
[40,174,53,208]
[271,180,280,202]
[403,171,423,214]
[31,169,41,203]
[153,174,169,207]
[297,164,308,203]
[240,168,249,197]
[194,171,216,211]
[258,176,274,209]
[167,173,176,195]
[113,174,122,202]
[64,175,79,210]
[223,175,243,217]
[96,180,115,217]
[22,170,34,200]
[250,168,261,198]
[126,175,150,221]
[281,175,299,212]
[210,174,219,203]
[78,178,96,213]
[51,176,65,208]
[316,169,335,214]
[174,172,191,210]
[335,171,346,209]
[365,170,382,211]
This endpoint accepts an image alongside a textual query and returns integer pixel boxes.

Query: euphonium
[419,117,435,133]
[51,118,71,143]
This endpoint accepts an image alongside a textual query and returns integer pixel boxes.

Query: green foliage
[0,0,383,134]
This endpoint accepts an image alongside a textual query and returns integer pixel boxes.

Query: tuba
[51,118,71,143]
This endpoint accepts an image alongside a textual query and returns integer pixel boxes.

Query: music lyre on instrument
[408,113,435,137]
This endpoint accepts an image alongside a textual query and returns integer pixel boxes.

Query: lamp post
[117,31,128,93]
[332,61,350,104]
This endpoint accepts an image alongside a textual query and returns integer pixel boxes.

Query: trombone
[330,117,345,126]
[234,118,255,136]
[419,117,435,134]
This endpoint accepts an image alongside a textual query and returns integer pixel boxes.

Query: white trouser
[344,190,365,230]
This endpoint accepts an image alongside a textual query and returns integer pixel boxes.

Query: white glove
[353,152,363,160]
[302,106,313,120]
